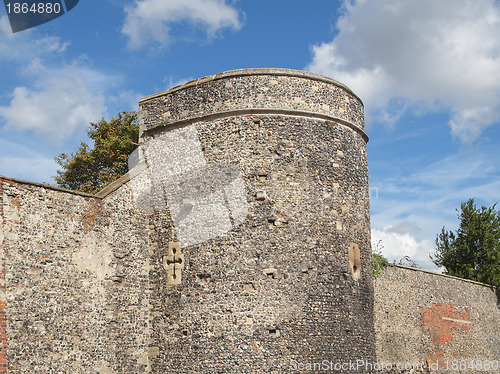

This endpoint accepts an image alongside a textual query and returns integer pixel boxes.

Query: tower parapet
[139,68,366,140]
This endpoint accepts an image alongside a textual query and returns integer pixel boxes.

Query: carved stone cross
[163,242,184,285]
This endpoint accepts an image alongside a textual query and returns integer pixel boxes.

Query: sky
[1,0,499,270]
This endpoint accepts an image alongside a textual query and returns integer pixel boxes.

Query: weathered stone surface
[374,265,500,373]
[139,68,366,135]
[139,69,375,373]
[0,178,153,373]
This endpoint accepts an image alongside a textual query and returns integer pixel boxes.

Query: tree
[432,199,500,287]
[54,111,139,194]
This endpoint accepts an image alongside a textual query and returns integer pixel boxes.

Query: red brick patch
[420,303,470,366]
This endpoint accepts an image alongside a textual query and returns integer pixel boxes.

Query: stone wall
[374,264,500,373]
[0,176,153,373]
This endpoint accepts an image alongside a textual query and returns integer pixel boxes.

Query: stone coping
[139,68,363,104]
[95,162,147,198]
[386,263,498,289]
[0,175,97,198]
[0,173,135,200]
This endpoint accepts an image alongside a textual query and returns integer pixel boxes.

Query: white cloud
[122,0,244,49]
[33,35,70,53]
[372,228,436,270]
[307,0,500,142]
[370,143,500,270]
[0,16,70,60]
[0,15,13,37]
[0,62,108,143]
[0,23,137,144]
[21,57,46,75]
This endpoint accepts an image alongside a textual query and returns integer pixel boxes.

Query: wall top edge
[139,68,363,105]
[387,264,498,289]
[0,175,99,198]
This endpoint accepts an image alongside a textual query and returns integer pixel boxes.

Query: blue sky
[1,0,499,270]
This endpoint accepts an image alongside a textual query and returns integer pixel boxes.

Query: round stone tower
[137,68,375,373]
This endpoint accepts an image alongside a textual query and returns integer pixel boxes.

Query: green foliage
[432,199,500,287]
[372,240,388,277]
[54,111,139,194]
